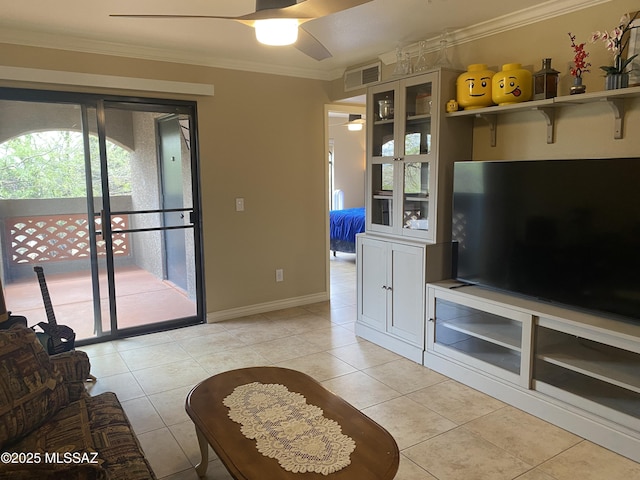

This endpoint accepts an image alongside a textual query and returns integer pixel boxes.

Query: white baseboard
[206,292,330,323]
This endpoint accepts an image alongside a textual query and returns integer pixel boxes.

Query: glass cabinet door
[403,81,433,156]
[432,297,523,376]
[426,287,532,387]
[402,161,430,232]
[401,75,434,237]
[366,72,438,239]
[370,161,395,228]
[371,88,396,159]
[369,85,397,232]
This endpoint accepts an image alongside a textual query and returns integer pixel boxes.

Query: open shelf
[446,98,555,117]
[446,85,640,144]
[536,327,640,394]
[534,361,640,425]
[555,85,640,104]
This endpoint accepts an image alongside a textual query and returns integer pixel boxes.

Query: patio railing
[8,213,129,264]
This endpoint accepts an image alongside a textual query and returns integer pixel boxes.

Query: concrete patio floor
[4,265,196,342]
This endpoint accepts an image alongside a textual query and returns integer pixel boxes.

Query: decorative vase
[570,76,586,95]
[605,73,629,90]
[456,64,495,110]
[492,63,532,105]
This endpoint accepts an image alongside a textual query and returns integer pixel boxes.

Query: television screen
[452,158,640,322]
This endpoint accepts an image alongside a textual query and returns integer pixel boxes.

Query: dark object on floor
[32,265,76,354]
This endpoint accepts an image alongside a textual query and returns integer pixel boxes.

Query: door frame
[0,87,206,344]
[323,101,366,297]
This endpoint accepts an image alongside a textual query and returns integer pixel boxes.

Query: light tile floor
[81,253,640,480]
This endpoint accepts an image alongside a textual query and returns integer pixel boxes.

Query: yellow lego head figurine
[456,64,495,110]
[492,63,532,105]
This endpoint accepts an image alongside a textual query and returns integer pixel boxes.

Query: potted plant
[568,32,591,94]
[591,12,639,89]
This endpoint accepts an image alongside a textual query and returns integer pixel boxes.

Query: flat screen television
[452,158,640,322]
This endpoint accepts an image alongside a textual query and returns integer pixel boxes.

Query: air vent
[344,62,381,91]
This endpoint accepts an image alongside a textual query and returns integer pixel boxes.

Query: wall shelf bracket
[604,98,625,139]
[534,107,555,144]
[475,114,497,147]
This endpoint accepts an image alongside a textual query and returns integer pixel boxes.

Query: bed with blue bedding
[329,207,365,255]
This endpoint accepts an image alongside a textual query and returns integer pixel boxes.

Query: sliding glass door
[0,88,204,343]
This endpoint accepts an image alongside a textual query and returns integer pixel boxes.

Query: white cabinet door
[358,235,426,347]
[388,243,425,346]
[358,236,388,331]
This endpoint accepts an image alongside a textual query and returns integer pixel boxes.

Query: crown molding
[0,66,215,96]
[0,0,610,82]
[0,27,343,82]
[378,0,611,65]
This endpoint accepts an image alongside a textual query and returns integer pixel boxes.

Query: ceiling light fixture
[254,18,299,46]
[346,114,364,131]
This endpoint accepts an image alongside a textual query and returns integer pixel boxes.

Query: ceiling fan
[111,0,373,61]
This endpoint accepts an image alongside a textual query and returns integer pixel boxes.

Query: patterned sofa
[0,325,156,479]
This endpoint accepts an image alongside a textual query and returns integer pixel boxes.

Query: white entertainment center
[356,71,640,463]
[424,280,640,463]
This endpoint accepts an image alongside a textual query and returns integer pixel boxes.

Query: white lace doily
[223,382,356,475]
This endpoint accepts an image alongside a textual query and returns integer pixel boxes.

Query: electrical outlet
[235,197,245,212]
[275,269,284,282]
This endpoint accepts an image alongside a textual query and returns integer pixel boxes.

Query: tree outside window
[0,131,131,199]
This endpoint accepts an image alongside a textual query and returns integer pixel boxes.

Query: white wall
[327,107,366,210]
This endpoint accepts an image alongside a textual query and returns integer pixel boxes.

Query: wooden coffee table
[185,366,399,479]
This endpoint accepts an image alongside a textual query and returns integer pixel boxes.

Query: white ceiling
[0,0,604,81]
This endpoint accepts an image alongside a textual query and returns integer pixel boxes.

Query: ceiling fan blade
[296,26,332,61]
[110,12,311,24]
[110,2,303,22]
[110,14,239,19]
[282,0,373,18]
[111,0,372,22]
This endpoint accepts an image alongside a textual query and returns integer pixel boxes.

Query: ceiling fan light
[347,114,364,131]
[255,19,299,46]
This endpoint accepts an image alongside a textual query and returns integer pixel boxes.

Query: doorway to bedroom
[0,88,205,344]
[325,100,365,299]
[326,103,366,215]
